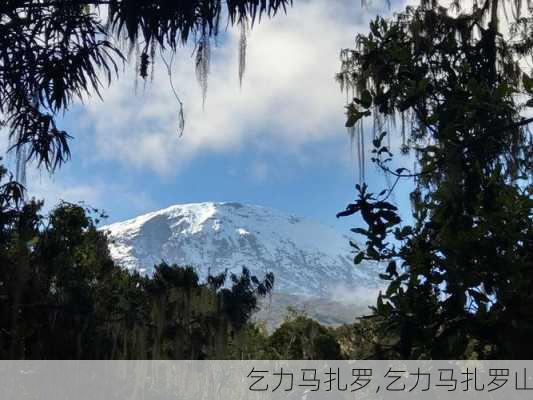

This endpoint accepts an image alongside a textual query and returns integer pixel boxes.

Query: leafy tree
[335,315,401,360]
[266,311,342,359]
[0,0,293,175]
[337,0,533,358]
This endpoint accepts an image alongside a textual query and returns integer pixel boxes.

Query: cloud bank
[78,0,394,175]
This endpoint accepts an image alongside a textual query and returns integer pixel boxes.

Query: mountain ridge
[103,201,382,323]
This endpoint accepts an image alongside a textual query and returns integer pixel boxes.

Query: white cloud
[330,281,385,307]
[80,0,399,175]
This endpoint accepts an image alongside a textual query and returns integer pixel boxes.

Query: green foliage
[266,311,342,360]
[335,315,401,360]
[338,0,533,359]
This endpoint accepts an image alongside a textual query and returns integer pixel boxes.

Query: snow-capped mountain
[103,202,381,300]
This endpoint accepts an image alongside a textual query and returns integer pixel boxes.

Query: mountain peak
[103,202,381,299]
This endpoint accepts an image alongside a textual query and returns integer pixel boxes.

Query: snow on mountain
[103,202,381,299]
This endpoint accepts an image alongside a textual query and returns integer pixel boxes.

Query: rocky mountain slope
[103,202,382,324]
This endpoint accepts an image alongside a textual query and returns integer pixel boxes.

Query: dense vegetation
[1,0,532,360]
[337,0,533,358]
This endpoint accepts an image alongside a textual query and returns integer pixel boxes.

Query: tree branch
[492,116,533,134]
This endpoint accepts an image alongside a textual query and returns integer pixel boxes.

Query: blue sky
[3,0,415,235]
